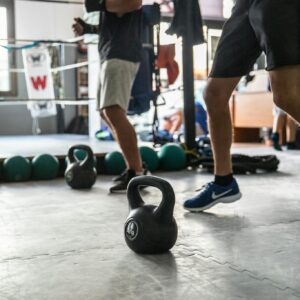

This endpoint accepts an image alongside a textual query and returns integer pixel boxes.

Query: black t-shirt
[98,9,143,63]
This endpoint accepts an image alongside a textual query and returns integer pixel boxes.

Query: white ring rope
[0,100,91,106]
[0,60,99,73]
[0,36,88,47]
[0,44,153,74]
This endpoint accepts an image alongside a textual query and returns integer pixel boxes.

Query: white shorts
[97,59,140,112]
[273,105,286,116]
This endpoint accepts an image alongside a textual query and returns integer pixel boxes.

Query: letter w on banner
[22,46,57,118]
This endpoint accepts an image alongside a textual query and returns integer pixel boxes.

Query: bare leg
[286,115,297,143]
[100,112,118,141]
[169,111,183,135]
[162,111,184,135]
[102,105,143,172]
[270,65,300,124]
[162,118,172,132]
[183,77,242,211]
[272,114,285,136]
[271,113,285,150]
[204,77,241,176]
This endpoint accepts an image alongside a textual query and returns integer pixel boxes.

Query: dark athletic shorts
[210,0,300,78]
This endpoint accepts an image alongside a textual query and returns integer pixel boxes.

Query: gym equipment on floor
[104,151,126,175]
[201,154,280,174]
[158,143,186,171]
[65,145,97,189]
[139,146,159,172]
[3,156,31,182]
[32,154,59,180]
[65,148,97,167]
[124,175,178,254]
[0,162,3,180]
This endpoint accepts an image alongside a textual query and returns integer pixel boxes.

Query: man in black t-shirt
[183,0,300,212]
[73,0,147,193]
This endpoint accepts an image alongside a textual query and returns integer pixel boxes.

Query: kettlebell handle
[67,144,94,168]
[127,176,176,224]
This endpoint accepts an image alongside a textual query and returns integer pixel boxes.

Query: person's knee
[102,105,125,126]
[203,77,239,115]
[100,110,111,128]
[203,85,229,115]
[100,110,106,120]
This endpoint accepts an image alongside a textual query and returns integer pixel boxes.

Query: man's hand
[72,18,85,36]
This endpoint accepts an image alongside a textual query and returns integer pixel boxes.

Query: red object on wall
[156,44,179,85]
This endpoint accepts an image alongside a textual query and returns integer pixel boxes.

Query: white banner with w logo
[22,46,56,118]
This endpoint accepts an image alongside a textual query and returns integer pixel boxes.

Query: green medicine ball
[0,161,4,181]
[104,151,126,175]
[32,154,59,180]
[158,143,186,171]
[74,149,87,161]
[139,146,159,172]
[3,156,32,182]
[74,149,97,166]
[65,149,97,167]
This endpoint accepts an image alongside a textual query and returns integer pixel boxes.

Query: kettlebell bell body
[65,145,97,189]
[124,176,178,254]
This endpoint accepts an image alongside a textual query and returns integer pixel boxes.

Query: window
[0,6,9,92]
[0,0,16,96]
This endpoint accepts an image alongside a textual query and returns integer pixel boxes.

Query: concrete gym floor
[0,146,299,300]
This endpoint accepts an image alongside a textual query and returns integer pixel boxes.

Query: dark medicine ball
[3,156,31,182]
[32,154,59,180]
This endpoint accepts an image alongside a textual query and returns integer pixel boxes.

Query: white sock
[136,170,144,176]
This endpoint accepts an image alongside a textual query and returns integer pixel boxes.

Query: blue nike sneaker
[183,179,242,212]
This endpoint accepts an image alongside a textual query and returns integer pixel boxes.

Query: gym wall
[143,0,225,20]
[199,0,223,19]
[0,0,84,135]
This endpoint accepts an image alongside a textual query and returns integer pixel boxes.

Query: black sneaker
[112,164,150,182]
[271,132,282,151]
[286,142,297,150]
[110,169,139,193]
[112,169,128,182]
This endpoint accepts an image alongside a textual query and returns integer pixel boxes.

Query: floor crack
[177,245,300,298]
[0,245,124,264]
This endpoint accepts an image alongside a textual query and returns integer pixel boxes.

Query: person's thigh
[98,59,139,112]
[269,65,300,105]
[210,0,261,78]
[250,0,300,71]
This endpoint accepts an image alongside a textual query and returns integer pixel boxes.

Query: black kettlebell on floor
[65,145,97,189]
[124,176,178,254]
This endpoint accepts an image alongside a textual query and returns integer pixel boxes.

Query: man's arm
[84,24,100,35]
[72,18,99,36]
[105,0,142,14]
